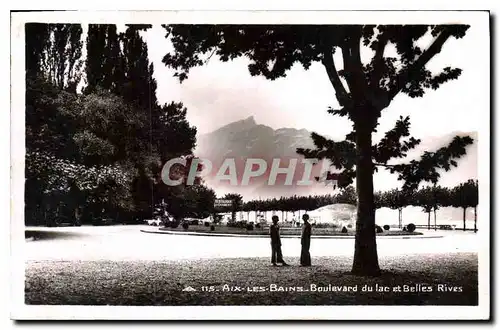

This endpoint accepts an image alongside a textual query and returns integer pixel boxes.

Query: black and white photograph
[10,10,490,320]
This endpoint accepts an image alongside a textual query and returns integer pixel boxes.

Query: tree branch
[370,28,388,87]
[373,31,388,64]
[205,48,217,64]
[374,162,397,168]
[342,29,389,112]
[388,27,453,100]
[340,44,357,97]
[322,49,350,107]
[341,30,370,99]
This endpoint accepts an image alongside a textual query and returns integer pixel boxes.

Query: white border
[8,10,492,24]
[10,10,491,321]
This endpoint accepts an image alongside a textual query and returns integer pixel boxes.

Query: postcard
[10,10,490,320]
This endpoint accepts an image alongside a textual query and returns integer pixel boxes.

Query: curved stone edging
[140,228,443,239]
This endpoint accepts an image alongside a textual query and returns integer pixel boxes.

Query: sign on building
[214,199,233,208]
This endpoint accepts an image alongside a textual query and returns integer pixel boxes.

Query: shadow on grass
[25,230,88,241]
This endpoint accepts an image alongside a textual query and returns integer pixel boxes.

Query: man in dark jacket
[270,215,289,266]
[300,214,312,266]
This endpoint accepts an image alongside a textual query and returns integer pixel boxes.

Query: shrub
[204,221,210,227]
[341,226,348,234]
[182,222,189,230]
[407,223,416,233]
[163,221,171,228]
[255,223,261,229]
[246,223,254,231]
[170,221,179,229]
[402,226,407,232]
[375,225,383,233]
[383,225,390,231]
[210,225,215,231]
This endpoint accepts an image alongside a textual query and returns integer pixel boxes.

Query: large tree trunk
[463,207,466,231]
[474,207,477,233]
[351,124,380,276]
[398,208,402,229]
[427,212,430,230]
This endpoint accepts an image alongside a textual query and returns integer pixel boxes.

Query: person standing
[270,215,289,266]
[300,214,312,266]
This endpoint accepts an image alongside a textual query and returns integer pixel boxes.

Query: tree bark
[463,207,466,231]
[474,207,477,233]
[398,208,402,229]
[351,123,380,276]
[427,212,430,230]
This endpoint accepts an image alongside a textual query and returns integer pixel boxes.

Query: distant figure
[270,215,289,266]
[300,214,312,266]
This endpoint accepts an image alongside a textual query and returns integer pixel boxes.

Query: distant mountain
[196,116,314,159]
[195,116,319,198]
[195,117,478,199]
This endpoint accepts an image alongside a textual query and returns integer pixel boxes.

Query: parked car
[146,218,163,226]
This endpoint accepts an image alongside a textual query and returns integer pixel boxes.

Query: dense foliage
[25,23,206,226]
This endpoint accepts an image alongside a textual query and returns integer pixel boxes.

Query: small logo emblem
[182,286,197,292]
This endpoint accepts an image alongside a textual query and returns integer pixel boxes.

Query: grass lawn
[25,252,477,305]
[160,224,422,236]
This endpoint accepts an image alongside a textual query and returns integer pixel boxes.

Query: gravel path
[25,252,477,306]
[22,225,480,261]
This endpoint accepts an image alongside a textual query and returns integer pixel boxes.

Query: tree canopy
[25,23,199,225]
[162,24,473,276]
[162,25,473,191]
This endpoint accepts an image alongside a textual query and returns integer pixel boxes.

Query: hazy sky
[142,24,483,142]
[135,24,487,195]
